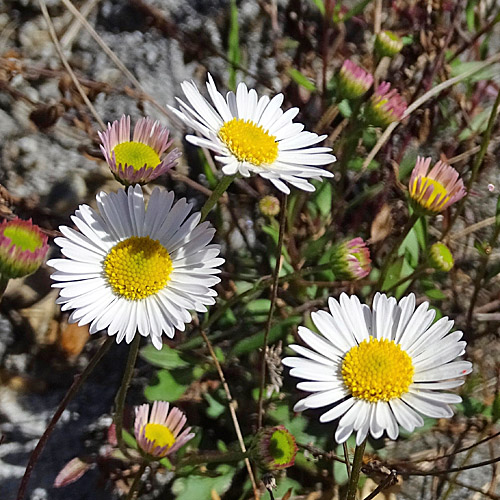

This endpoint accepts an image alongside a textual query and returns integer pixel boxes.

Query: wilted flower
[99,115,180,186]
[331,237,371,280]
[135,401,195,458]
[338,60,374,100]
[409,156,466,214]
[169,74,335,194]
[250,425,298,471]
[48,185,223,349]
[429,242,454,271]
[375,30,404,58]
[365,82,407,127]
[283,293,472,445]
[0,218,49,280]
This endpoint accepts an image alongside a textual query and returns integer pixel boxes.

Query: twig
[16,337,113,500]
[38,0,105,129]
[199,329,259,498]
[257,194,287,429]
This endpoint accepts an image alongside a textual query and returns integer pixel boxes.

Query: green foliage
[172,465,235,500]
[288,68,317,92]
[145,369,190,402]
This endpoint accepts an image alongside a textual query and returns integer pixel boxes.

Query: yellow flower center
[218,118,279,166]
[144,423,175,452]
[411,176,450,211]
[103,236,172,300]
[112,141,160,171]
[341,337,414,402]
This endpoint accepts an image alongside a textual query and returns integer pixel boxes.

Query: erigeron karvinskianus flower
[374,30,404,58]
[250,425,298,471]
[331,237,371,280]
[134,401,195,458]
[365,82,407,127]
[48,185,223,349]
[429,242,454,272]
[98,115,180,186]
[283,293,472,445]
[409,156,466,214]
[169,74,335,194]
[0,218,49,280]
[338,60,374,100]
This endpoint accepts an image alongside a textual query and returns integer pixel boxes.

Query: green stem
[384,264,429,295]
[443,87,500,239]
[200,174,237,222]
[125,460,147,500]
[345,439,366,500]
[114,334,141,458]
[376,212,420,290]
[257,193,288,428]
[179,450,249,467]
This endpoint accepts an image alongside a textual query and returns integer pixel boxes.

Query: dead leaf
[370,204,393,244]
[59,322,90,359]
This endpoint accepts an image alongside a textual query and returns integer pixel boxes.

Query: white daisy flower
[282,293,472,445]
[48,185,224,349]
[169,74,336,194]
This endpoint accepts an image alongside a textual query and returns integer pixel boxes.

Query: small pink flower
[0,218,49,279]
[409,156,466,214]
[134,401,194,458]
[98,115,180,186]
[366,82,407,127]
[338,60,374,99]
[343,237,372,279]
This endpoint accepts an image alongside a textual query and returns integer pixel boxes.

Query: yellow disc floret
[104,236,172,300]
[144,423,175,451]
[341,337,414,402]
[112,141,161,171]
[218,118,279,166]
[411,176,450,211]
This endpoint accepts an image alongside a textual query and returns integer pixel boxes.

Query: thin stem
[200,174,237,222]
[376,212,420,290]
[16,337,113,500]
[343,442,351,479]
[257,193,288,429]
[345,439,366,500]
[443,88,500,239]
[384,265,429,295]
[179,450,248,467]
[125,461,148,500]
[199,329,259,498]
[114,334,141,458]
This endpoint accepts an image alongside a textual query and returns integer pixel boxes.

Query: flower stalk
[200,174,237,222]
[345,439,367,500]
[114,334,141,458]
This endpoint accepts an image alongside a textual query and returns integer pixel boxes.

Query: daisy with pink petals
[99,115,181,186]
[409,156,466,214]
[338,60,373,100]
[134,401,195,458]
[365,82,407,127]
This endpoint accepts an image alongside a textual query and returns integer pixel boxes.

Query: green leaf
[204,392,226,419]
[309,0,325,15]
[315,181,333,217]
[338,99,352,118]
[228,0,240,90]
[231,316,300,356]
[449,60,499,83]
[288,68,317,92]
[145,369,189,402]
[398,227,419,268]
[425,289,447,300]
[336,0,373,22]
[140,344,189,370]
[172,465,235,500]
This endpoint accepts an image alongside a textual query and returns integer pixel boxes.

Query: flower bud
[365,82,407,128]
[375,30,404,58]
[331,237,371,280]
[429,242,454,272]
[259,195,280,217]
[250,425,297,471]
[338,60,373,100]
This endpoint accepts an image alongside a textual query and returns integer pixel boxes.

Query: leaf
[370,204,393,244]
[172,465,235,500]
[231,317,300,356]
[449,60,499,83]
[144,369,189,402]
[308,0,325,15]
[204,392,226,419]
[315,181,333,218]
[54,457,91,488]
[398,227,419,268]
[288,68,317,92]
[338,99,352,118]
[140,344,189,370]
[337,0,374,22]
[425,289,447,300]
